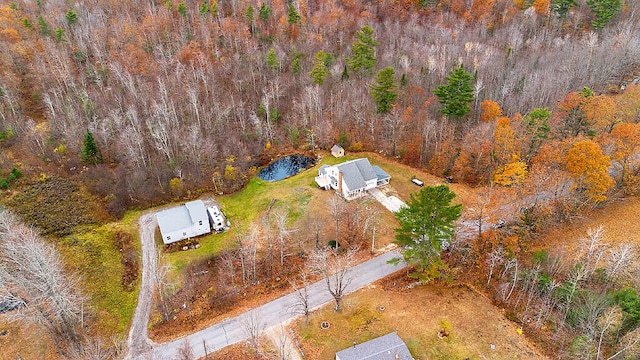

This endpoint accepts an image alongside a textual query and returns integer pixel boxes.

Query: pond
[258,154,315,182]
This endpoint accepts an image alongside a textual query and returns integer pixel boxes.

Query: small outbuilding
[331,144,345,158]
[335,332,414,360]
[157,200,210,244]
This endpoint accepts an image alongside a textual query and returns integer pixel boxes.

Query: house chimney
[338,171,343,196]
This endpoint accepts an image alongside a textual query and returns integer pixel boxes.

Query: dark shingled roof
[335,332,414,360]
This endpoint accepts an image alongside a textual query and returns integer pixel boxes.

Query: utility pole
[371,226,376,255]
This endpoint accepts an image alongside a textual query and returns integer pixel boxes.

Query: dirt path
[124,210,158,359]
[265,323,303,360]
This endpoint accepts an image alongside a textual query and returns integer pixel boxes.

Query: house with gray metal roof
[335,332,414,360]
[315,158,391,200]
[157,200,210,244]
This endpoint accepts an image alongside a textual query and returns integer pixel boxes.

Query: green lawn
[59,216,140,335]
[164,151,474,274]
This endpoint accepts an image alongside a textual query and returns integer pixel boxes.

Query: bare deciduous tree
[242,311,265,356]
[175,339,195,360]
[0,210,84,355]
[289,269,311,325]
[310,247,356,312]
[486,246,505,286]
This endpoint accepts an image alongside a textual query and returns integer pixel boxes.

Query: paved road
[146,249,406,360]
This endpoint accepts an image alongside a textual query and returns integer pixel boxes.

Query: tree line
[0,0,637,218]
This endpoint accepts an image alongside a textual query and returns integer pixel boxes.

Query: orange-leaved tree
[607,122,640,194]
[582,94,617,134]
[565,139,614,202]
[480,99,502,123]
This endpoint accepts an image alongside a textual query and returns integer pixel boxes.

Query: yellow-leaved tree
[493,155,528,186]
[493,116,516,167]
[565,139,614,202]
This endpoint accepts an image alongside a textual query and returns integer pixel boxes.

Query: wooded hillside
[0,0,638,216]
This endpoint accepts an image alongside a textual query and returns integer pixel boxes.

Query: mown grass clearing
[164,151,479,276]
[294,276,545,360]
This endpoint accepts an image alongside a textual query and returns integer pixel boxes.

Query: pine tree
[199,1,210,15]
[177,2,188,18]
[369,67,397,114]
[390,185,462,282]
[81,131,102,164]
[37,15,50,36]
[266,48,279,70]
[347,26,378,76]
[587,0,622,29]
[287,5,300,25]
[259,3,272,21]
[246,5,255,33]
[434,64,475,119]
[65,9,78,24]
[291,57,301,75]
[552,0,577,18]
[309,50,331,85]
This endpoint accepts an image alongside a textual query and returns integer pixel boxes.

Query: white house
[157,200,211,244]
[315,158,391,200]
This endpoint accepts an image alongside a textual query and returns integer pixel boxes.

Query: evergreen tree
[309,50,331,85]
[287,5,300,25]
[390,185,462,282]
[434,64,475,119]
[246,5,255,32]
[177,2,188,17]
[291,57,301,75]
[259,3,272,21]
[65,9,78,24]
[347,26,378,76]
[55,28,64,42]
[81,131,102,164]
[37,15,50,36]
[199,1,210,15]
[552,0,577,18]
[369,67,397,114]
[587,0,622,29]
[266,48,279,70]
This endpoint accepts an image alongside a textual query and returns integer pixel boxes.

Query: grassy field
[294,278,545,360]
[162,151,459,273]
[58,210,142,335]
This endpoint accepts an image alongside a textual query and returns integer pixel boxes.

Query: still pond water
[258,155,315,182]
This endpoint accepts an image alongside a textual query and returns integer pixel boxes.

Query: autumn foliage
[565,139,614,202]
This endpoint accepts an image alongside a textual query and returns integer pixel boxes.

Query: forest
[1,0,640,358]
